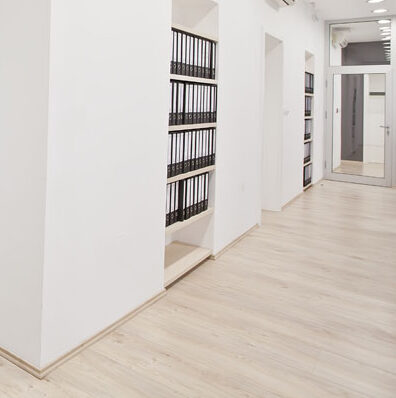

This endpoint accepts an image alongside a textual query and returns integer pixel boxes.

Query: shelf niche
[164,0,219,288]
[304,50,314,190]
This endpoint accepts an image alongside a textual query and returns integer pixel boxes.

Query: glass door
[326,67,392,186]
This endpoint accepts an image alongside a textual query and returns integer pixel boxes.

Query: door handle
[380,125,390,135]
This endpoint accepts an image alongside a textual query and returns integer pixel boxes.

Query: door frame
[324,17,394,187]
[325,66,392,187]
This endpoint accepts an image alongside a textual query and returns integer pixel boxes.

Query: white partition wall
[0,0,172,370]
[40,0,172,367]
[0,0,326,374]
[0,0,51,368]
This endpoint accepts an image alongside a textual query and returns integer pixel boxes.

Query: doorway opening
[326,19,393,187]
[262,34,284,211]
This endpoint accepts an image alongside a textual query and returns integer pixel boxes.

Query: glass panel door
[327,68,392,186]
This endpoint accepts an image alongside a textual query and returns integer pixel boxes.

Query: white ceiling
[306,0,396,21]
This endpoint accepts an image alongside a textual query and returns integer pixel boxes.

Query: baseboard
[210,224,259,260]
[282,191,305,210]
[0,347,42,379]
[282,178,323,210]
[0,290,167,380]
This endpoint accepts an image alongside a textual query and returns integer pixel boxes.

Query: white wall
[0,0,50,367]
[212,0,325,253]
[392,16,396,187]
[0,0,327,369]
[40,0,172,367]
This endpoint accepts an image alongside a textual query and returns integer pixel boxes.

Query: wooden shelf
[169,123,217,132]
[304,160,313,167]
[170,74,217,85]
[166,208,214,235]
[165,242,211,287]
[305,93,314,97]
[304,116,313,120]
[304,138,313,144]
[172,24,218,43]
[167,166,216,184]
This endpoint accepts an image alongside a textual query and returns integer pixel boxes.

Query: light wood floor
[334,160,384,178]
[1,180,396,397]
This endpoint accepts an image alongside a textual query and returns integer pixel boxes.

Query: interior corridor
[1,180,395,398]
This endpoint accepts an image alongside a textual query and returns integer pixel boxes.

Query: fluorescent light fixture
[381,32,391,35]
[382,36,391,41]
[373,9,388,13]
[368,0,385,2]
[380,26,391,30]
[378,19,391,24]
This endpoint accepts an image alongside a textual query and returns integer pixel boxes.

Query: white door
[326,66,392,187]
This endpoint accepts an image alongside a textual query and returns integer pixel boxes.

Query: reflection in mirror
[330,20,391,66]
[332,74,386,178]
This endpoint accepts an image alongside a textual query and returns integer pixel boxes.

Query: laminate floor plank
[1,180,395,397]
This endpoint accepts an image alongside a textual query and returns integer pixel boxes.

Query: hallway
[1,180,395,397]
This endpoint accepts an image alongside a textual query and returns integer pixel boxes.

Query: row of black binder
[305,96,312,117]
[303,164,312,187]
[166,173,209,227]
[304,142,312,164]
[167,129,216,178]
[305,72,314,94]
[171,28,217,79]
[305,119,312,140]
[169,81,217,125]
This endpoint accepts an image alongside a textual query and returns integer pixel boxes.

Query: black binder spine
[204,173,209,210]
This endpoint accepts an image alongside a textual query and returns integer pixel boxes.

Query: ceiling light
[381,32,391,35]
[373,9,389,13]
[368,0,385,2]
[382,36,391,41]
[378,19,391,24]
[380,26,391,30]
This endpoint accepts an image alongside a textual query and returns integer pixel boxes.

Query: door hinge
[324,161,327,169]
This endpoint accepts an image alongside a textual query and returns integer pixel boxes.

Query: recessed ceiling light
[378,19,391,24]
[368,0,385,2]
[373,9,388,13]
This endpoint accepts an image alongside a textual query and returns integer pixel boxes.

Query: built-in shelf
[167,165,216,184]
[170,74,217,85]
[165,19,218,289]
[172,23,218,43]
[304,65,314,191]
[166,207,214,235]
[169,123,217,132]
[165,241,211,287]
